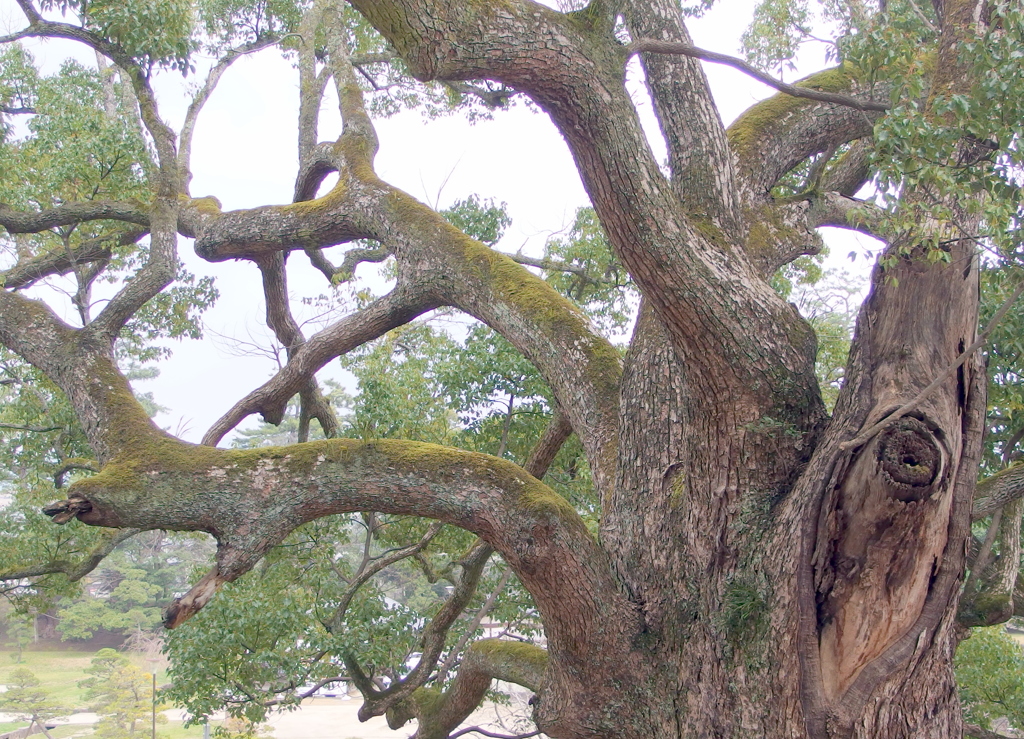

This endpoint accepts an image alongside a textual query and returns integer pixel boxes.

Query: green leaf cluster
[199,0,306,52]
[38,0,196,73]
[955,627,1024,731]
[855,3,1024,261]
[542,207,636,335]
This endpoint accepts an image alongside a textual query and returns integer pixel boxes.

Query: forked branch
[201,282,440,445]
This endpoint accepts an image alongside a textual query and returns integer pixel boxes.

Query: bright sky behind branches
[0,0,879,442]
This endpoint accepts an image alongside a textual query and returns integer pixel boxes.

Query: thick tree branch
[745,200,824,277]
[293,142,340,203]
[2,229,146,290]
[625,7,742,234]
[326,12,379,168]
[334,243,394,281]
[964,724,1012,739]
[0,201,149,234]
[959,498,1021,627]
[434,567,514,687]
[806,192,888,237]
[256,252,339,441]
[349,0,822,483]
[47,436,637,675]
[726,69,882,198]
[192,148,621,494]
[387,639,548,739]
[973,462,1024,520]
[522,409,573,479]
[0,286,78,379]
[5,12,182,346]
[201,282,440,445]
[820,139,874,197]
[363,410,571,727]
[88,198,177,338]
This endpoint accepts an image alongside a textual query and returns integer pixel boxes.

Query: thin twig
[0,422,62,432]
[627,40,889,112]
[905,0,938,32]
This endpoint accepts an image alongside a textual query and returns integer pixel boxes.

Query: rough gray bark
[0,0,1001,737]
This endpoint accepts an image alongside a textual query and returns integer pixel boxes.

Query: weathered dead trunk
[576,247,981,739]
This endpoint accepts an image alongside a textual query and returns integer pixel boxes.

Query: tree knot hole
[877,417,941,501]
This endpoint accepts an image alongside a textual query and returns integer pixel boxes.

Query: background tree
[79,648,166,739]
[955,627,1024,736]
[3,614,33,663]
[0,0,1022,738]
[0,667,69,739]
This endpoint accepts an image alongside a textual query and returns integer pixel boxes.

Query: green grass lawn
[0,648,222,737]
[0,649,99,708]
[0,648,174,710]
[0,721,216,739]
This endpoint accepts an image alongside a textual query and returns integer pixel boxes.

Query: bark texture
[0,0,1000,737]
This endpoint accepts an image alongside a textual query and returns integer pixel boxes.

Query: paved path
[3,692,536,738]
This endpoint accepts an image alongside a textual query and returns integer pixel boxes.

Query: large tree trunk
[597,253,982,739]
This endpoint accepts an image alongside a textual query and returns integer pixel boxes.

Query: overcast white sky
[0,0,879,443]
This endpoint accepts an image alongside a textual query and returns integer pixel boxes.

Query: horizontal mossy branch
[0,201,151,233]
[388,639,549,739]
[51,436,636,664]
[972,462,1024,520]
[2,229,146,290]
[193,180,373,260]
